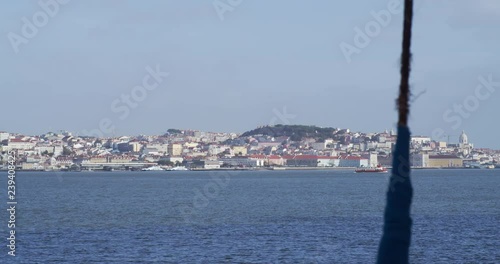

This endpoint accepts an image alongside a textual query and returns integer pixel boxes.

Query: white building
[207,145,227,156]
[146,143,169,153]
[459,131,473,156]
[411,136,431,144]
[317,157,339,167]
[143,148,160,155]
[362,153,378,167]
[310,139,333,150]
[0,132,9,142]
[53,146,64,157]
[7,139,35,150]
[35,146,55,154]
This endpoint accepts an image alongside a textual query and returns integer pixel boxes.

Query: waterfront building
[362,153,378,167]
[317,156,340,167]
[283,155,339,167]
[338,156,369,167]
[428,155,463,167]
[267,155,286,166]
[110,156,134,163]
[55,156,74,166]
[249,155,266,167]
[219,157,258,167]
[162,156,184,165]
[88,156,109,163]
[411,153,429,167]
[22,162,43,170]
[191,159,221,169]
[284,155,319,167]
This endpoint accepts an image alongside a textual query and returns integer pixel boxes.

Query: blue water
[1,169,499,263]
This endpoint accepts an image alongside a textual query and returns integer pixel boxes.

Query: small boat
[355,165,388,173]
[166,166,189,171]
[141,166,164,171]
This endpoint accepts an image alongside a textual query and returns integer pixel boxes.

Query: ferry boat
[166,166,189,171]
[355,165,388,173]
[141,166,164,171]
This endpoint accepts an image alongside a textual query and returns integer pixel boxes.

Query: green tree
[167,129,182,134]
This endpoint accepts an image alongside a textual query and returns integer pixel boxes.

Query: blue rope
[376,126,413,263]
[376,0,414,262]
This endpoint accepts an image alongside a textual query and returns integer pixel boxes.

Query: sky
[1,0,499,148]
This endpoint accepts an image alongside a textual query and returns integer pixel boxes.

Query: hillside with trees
[241,125,340,142]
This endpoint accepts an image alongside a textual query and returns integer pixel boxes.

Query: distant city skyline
[1,0,499,148]
[1,126,494,151]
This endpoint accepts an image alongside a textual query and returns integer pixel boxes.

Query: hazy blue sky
[1,0,499,148]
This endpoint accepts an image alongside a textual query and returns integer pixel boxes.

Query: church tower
[459,130,468,144]
[459,131,472,157]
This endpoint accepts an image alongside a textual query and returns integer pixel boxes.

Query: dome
[459,131,468,144]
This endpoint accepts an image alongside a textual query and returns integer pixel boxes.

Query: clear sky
[1,0,499,148]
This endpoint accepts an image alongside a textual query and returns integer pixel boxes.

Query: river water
[1,169,498,263]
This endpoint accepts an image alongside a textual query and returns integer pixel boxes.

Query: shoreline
[2,167,498,172]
